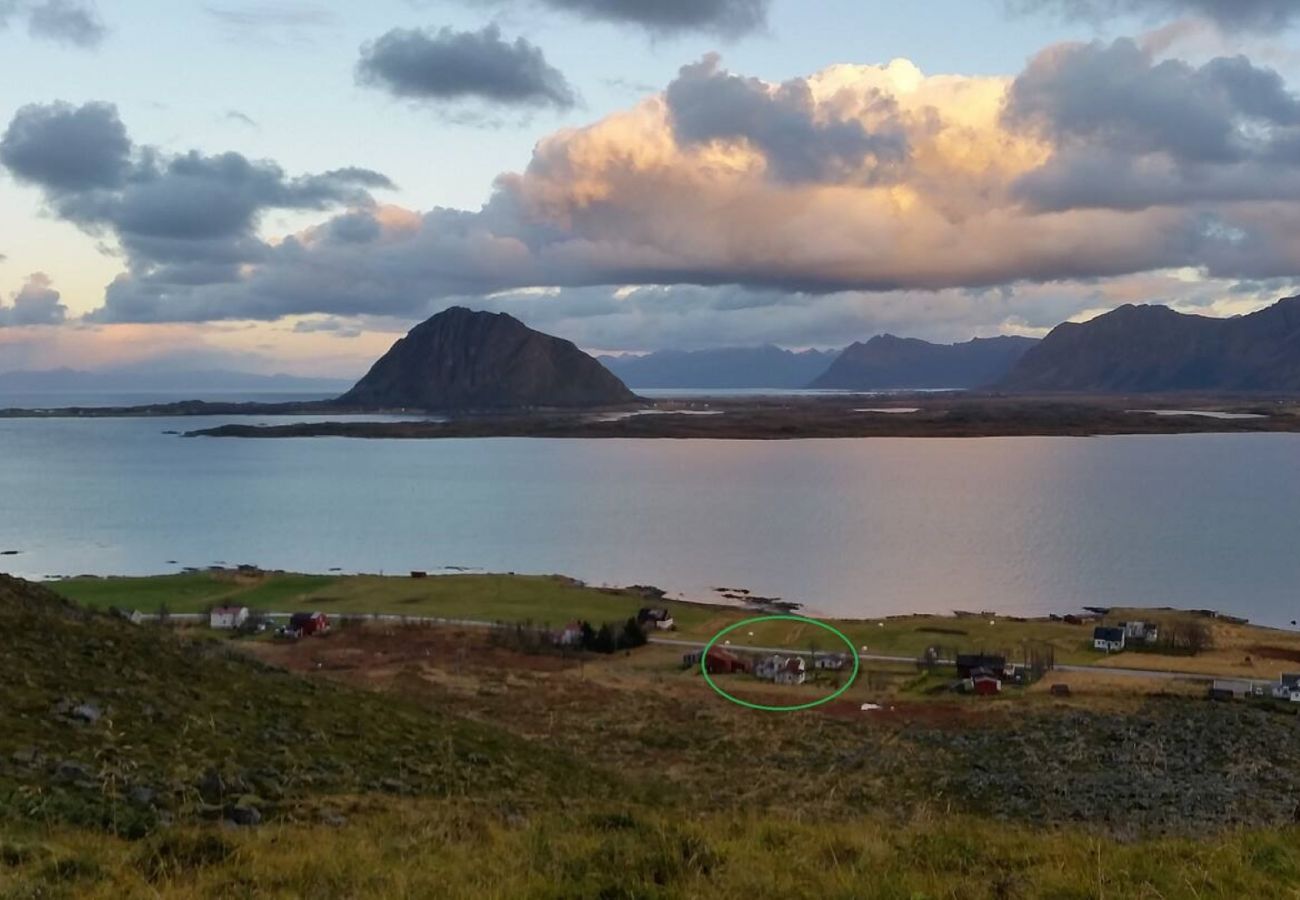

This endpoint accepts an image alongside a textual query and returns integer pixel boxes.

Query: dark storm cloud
[1006,0,1300,31]
[533,0,769,37]
[0,101,393,316]
[1006,39,1300,209]
[666,55,909,183]
[357,25,576,110]
[0,101,131,192]
[1007,40,1300,164]
[0,273,68,326]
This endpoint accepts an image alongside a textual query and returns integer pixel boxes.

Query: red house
[704,648,750,675]
[288,611,330,637]
[970,668,1002,696]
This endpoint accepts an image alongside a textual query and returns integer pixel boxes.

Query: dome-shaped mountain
[337,307,638,411]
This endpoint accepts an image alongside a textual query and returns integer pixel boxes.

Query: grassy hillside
[11,573,1300,897]
[54,571,727,633]
[0,575,595,841]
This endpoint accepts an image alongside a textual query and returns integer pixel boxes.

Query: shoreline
[175,394,1300,440]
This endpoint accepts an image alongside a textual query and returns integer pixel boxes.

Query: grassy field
[53,571,731,633]
[9,573,1300,897]
[52,570,1300,679]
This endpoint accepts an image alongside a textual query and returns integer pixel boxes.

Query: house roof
[1093,627,1125,641]
[212,606,247,615]
[956,653,1006,667]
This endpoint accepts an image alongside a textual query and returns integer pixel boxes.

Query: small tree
[619,617,647,650]
[592,623,616,654]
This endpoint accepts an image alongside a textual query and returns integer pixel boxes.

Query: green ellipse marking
[699,614,860,712]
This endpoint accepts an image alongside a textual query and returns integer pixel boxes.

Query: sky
[2,0,1300,377]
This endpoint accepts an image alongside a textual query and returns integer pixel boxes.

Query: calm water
[2,414,1299,626]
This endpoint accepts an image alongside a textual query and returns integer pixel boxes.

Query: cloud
[15,50,1300,331]
[1005,38,1300,209]
[527,0,769,38]
[1,101,131,192]
[1005,0,1300,32]
[0,0,105,47]
[203,2,334,29]
[357,24,576,111]
[0,273,68,326]
[223,110,259,128]
[26,0,104,46]
[665,54,909,183]
[0,101,393,322]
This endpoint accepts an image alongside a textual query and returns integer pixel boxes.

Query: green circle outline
[699,614,861,712]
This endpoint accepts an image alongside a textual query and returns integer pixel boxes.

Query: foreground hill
[338,307,637,410]
[600,346,838,389]
[1001,298,1300,392]
[811,335,1037,390]
[0,574,584,839]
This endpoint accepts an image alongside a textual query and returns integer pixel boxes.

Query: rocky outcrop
[337,307,638,411]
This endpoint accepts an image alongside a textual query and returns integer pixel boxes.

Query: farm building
[557,621,585,647]
[1093,627,1126,653]
[971,671,1002,696]
[1209,680,1252,701]
[685,648,751,675]
[955,654,1007,679]
[1120,621,1159,644]
[287,611,330,637]
[815,653,851,671]
[210,606,250,630]
[637,608,676,631]
[754,655,807,685]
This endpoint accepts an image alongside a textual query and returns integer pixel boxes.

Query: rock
[10,747,38,766]
[336,307,638,411]
[54,761,93,783]
[224,804,262,827]
[70,703,102,724]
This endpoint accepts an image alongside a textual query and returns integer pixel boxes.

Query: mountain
[999,298,1300,393]
[338,307,638,410]
[810,335,1039,390]
[599,346,838,389]
[0,367,350,394]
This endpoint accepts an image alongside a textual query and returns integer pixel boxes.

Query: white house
[754,654,807,685]
[210,606,250,630]
[1271,683,1300,702]
[1120,621,1160,644]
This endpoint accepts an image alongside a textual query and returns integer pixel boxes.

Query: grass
[3,804,1299,899]
[53,571,1300,681]
[11,572,1300,897]
[53,571,730,633]
[0,575,595,841]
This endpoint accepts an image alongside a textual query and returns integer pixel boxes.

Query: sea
[3,390,1299,627]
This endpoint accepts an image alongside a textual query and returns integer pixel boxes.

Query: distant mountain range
[599,346,839,389]
[999,297,1300,393]
[811,335,1039,390]
[338,307,636,410]
[0,367,351,394]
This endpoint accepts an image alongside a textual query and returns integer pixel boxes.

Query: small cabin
[288,611,330,637]
[637,607,676,631]
[210,606,250,630]
[1093,627,1126,653]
